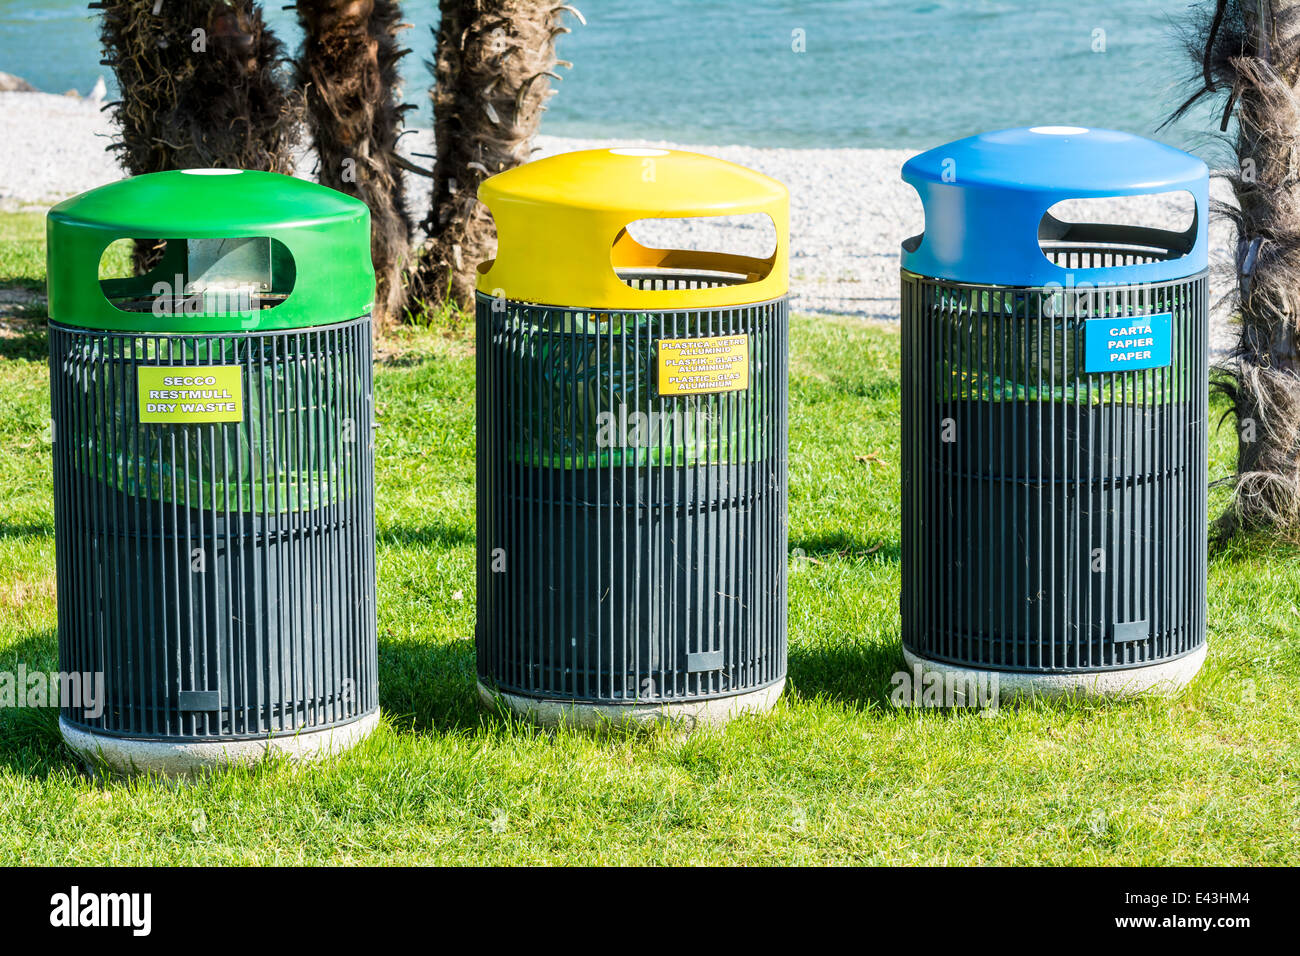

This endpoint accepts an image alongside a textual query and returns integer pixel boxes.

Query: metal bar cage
[476,271,788,704]
[901,243,1208,673]
[50,316,378,740]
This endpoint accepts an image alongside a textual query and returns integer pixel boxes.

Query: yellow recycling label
[137,366,244,424]
[657,334,750,396]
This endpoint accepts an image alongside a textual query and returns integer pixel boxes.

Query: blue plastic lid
[900,127,1209,286]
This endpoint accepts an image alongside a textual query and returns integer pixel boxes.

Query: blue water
[0,0,1217,150]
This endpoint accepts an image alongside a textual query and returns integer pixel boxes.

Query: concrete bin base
[477,680,785,732]
[60,710,380,778]
[901,645,1207,702]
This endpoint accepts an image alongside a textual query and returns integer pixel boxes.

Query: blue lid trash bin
[899,127,1209,699]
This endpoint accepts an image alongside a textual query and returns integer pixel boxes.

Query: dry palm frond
[1168,0,1300,536]
[296,0,414,330]
[408,1,582,313]
[99,0,300,271]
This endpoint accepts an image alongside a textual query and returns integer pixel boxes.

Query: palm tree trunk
[296,0,413,330]
[98,0,300,272]
[1170,0,1300,534]
[409,0,581,312]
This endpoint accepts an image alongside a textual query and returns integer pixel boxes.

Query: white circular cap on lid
[179,168,243,175]
[1028,126,1090,136]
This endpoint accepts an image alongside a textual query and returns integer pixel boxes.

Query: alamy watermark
[890,662,1000,712]
[0,666,105,718]
[50,886,151,936]
[150,275,258,316]
[595,402,715,456]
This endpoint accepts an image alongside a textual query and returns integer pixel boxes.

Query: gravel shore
[1,91,1234,347]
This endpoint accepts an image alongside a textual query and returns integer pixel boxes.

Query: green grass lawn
[1,213,1297,865]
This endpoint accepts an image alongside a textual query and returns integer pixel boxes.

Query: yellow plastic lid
[476,148,789,310]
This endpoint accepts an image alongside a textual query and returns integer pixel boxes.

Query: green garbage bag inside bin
[501,307,768,470]
[60,335,356,513]
[936,286,1190,405]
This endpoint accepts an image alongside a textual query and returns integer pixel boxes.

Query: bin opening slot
[1038,192,1197,269]
[98,236,296,315]
[900,183,926,255]
[612,214,777,290]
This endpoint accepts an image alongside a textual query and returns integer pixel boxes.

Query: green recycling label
[137,366,244,424]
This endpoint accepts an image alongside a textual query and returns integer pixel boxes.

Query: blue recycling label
[1083,312,1173,373]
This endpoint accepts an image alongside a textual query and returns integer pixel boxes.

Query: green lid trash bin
[47,169,380,775]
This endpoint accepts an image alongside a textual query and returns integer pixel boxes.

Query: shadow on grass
[787,636,906,711]
[377,522,474,551]
[376,350,436,369]
[0,629,77,779]
[1208,527,1300,563]
[0,521,53,539]
[377,633,485,734]
[0,623,490,779]
[790,531,900,564]
[0,626,57,672]
[0,318,47,362]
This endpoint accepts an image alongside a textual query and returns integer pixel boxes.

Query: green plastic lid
[47,169,375,333]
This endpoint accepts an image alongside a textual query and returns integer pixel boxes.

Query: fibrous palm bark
[98,0,299,271]
[409,0,582,312]
[296,0,413,329]
[1170,0,1300,534]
